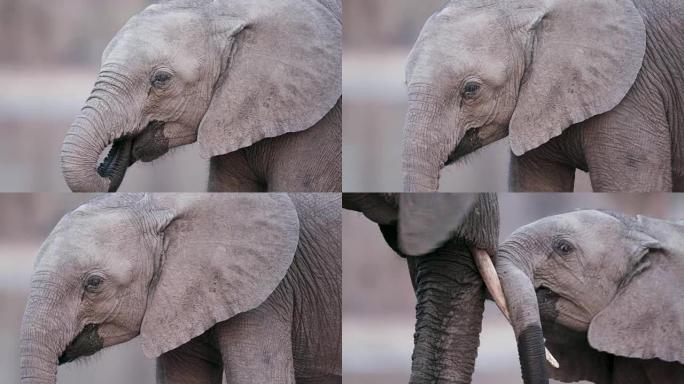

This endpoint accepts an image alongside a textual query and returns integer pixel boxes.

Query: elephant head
[61,0,341,192]
[19,194,299,384]
[402,0,646,191]
[496,210,684,384]
[344,193,507,383]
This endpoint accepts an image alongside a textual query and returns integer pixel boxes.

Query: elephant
[61,0,341,193]
[344,193,515,383]
[402,0,684,192]
[19,193,341,384]
[496,210,684,384]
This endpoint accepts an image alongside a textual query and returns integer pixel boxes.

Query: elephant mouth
[446,125,509,165]
[536,286,560,321]
[96,120,166,191]
[447,129,483,165]
[58,323,104,365]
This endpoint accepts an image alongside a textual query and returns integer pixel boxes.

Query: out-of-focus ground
[0,0,206,192]
[343,193,680,383]
[342,0,592,192]
[0,194,155,383]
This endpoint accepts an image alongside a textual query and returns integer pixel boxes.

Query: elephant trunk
[61,71,139,192]
[20,274,73,384]
[408,250,484,383]
[402,84,454,192]
[496,247,549,384]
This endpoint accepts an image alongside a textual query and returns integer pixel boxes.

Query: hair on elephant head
[344,193,507,383]
[61,0,341,192]
[496,210,684,384]
[19,193,300,384]
[402,0,645,191]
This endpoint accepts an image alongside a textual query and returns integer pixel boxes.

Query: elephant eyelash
[551,238,575,256]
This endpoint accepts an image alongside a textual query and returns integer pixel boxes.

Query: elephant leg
[215,293,295,384]
[208,150,266,192]
[582,80,672,192]
[508,148,576,192]
[406,248,485,384]
[156,332,223,384]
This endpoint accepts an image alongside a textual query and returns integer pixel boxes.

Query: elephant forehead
[36,224,138,275]
[511,210,623,242]
[104,9,206,69]
[50,210,144,253]
[406,8,509,87]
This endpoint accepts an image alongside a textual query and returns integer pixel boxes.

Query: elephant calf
[19,193,341,384]
[61,0,341,192]
[403,0,684,192]
[496,210,684,384]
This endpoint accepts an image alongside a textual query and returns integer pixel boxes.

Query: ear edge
[198,96,340,159]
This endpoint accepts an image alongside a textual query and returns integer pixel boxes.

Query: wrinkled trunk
[408,251,484,383]
[402,84,454,192]
[20,274,72,384]
[61,71,139,192]
[496,251,549,384]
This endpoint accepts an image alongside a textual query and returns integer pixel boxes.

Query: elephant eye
[151,70,173,89]
[462,81,481,100]
[84,275,104,293]
[552,238,575,256]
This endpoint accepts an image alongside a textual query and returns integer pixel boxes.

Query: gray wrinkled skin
[343,193,499,384]
[61,0,341,193]
[19,194,341,384]
[496,210,684,384]
[403,0,684,192]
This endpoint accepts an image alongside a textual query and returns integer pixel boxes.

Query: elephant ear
[197,0,341,158]
[588,236,684,364]
[398,194,476,256]
[342,194,398,225]
[509,0,646,155]
[140,194,299,357]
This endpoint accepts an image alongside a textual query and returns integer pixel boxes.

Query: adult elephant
[403,0,684,192]
[496,210,684,384]
[61,0,341,192]
[344,193,519,383]
[19,193,341,384]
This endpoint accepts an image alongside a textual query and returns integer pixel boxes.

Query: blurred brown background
[0,194,155,383]
[342,0,592,192]
[0,0,206,192]
[343,193,680,383]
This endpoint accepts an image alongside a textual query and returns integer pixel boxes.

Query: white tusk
[471,247,560,369]
[545,348,560,368]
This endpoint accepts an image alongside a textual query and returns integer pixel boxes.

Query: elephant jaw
[471,247,559,368]
[96,120,167,192]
